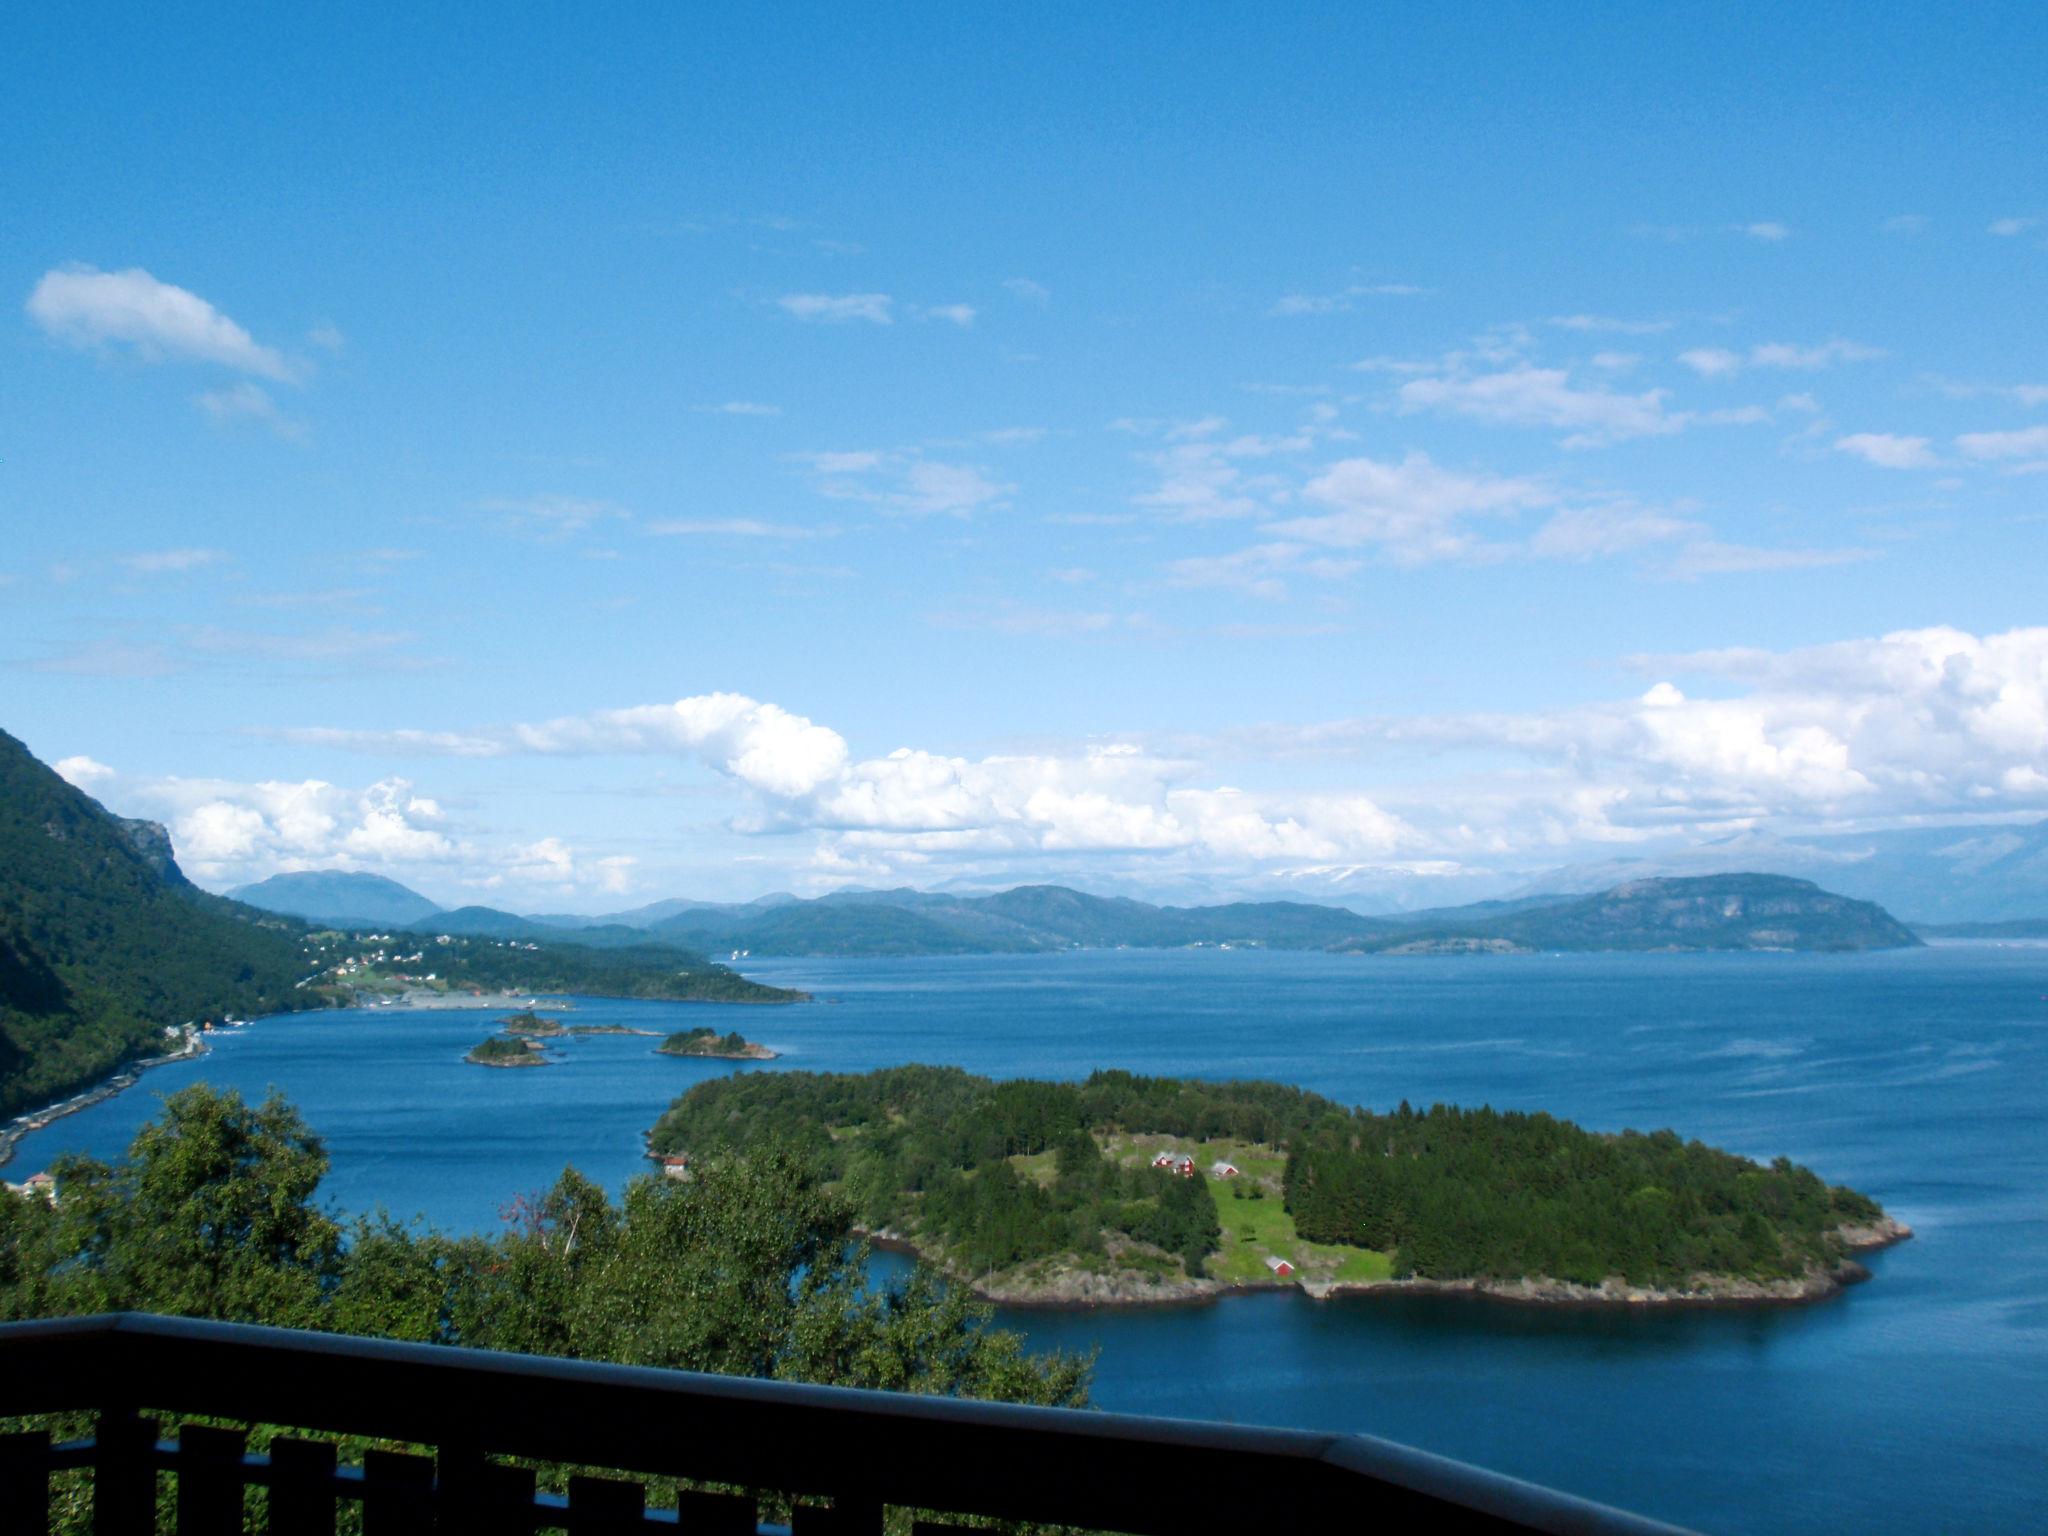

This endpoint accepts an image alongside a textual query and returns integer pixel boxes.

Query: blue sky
[4,5,2045,908]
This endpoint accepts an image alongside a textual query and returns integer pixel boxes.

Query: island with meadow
[648,1066,1909,1306]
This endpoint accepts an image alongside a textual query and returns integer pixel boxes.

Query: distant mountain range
[1515,820,2048,925]
[227,868,1922,958]
[229,870,444,928]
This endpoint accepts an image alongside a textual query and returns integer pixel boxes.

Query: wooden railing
[0,1314,1696,1534]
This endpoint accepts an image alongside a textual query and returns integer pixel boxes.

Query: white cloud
[1165,542,1361,600]
[1682,339,1883,377]
[1659,541,1876,580]
[918,303,976,327]
[804,451,1012,517]
[1269,452,1553,562]
[1549,315,1675,335]
[1526,506,1699,560]
[1882,214,1928,235]
[196,381,306,441]
[778,292,893,324]
[1678,347,1743,378]
[1002,277,1051,305]
[1835,432,1937,469]
[469,495,626,538]
[645,518,819,538]
[1396,366,1688,447]
[1270,283,1429,315]
[701,400,781,416]
[1742,222,1792,241]
[26,266,294,380]
[54,755,116,787]
[1988,217,2041,237]
[1955,425,2048,460]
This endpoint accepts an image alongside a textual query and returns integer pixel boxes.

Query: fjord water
[16,947,2046,1535]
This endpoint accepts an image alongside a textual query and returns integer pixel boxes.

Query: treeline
[1286,1104,1884,1286]
[652,1067,1888,1288]
[372,935,805,1005]
[0,1085,1088,1409]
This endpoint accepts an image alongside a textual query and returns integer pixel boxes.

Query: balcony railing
[0,1313,1694,1534]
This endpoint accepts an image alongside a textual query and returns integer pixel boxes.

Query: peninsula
[649,1066,1907,1308]
[658,1026,777,1060]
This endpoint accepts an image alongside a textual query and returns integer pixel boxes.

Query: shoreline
[864,1218,1915,1312]
[0,1033,211,1173]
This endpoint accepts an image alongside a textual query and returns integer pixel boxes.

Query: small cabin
[1264,1255,1295,1278]
[1210,1161,1240,1178]
[655,1153,691,1180]
[1172,1156,1196,1178]
[1150,1151,1177,1169]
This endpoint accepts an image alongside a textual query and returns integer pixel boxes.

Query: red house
[1264,1255,1295,1278]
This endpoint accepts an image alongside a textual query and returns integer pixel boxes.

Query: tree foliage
[0,1085,1089,1408]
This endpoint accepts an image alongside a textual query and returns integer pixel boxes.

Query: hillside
[1339,875,1921,954]
[229,870,443,927]
[0,729,327,1116]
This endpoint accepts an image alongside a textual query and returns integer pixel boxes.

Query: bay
[11,945,2045,1534]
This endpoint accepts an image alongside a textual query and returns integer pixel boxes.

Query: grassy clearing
[1098,1131,1393,1288]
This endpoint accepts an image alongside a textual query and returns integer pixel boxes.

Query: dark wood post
[0,1430,53,1536]
[174,1424,246,1536]
[92,1407,157,1536]
[266,1437,338,1536]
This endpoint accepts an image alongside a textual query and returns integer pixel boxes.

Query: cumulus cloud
[1835,432,1937,469]
[778,292,893,324]
[269,626,2048,889]
[1988,217,2042,237]
[1742,222,1792,241]
[1002,277,1051,305]
[68,763,632,894]
[54,756,116,787]
[278,694,1420,876]
[27,266,294,380]
[917,303,976,326]
[701,400,781,416]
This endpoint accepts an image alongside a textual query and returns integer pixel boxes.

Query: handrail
[0,1313,1698,1535]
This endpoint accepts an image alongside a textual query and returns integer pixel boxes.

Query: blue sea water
[11,945,2046,1535]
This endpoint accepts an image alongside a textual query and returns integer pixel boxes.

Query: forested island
[649,1067,1907,1306]
[465,1035,549,1068]
[659,1027,777,1060]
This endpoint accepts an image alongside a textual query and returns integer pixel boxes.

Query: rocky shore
[879,1216,1915,1311]
[0,1032,209,1172]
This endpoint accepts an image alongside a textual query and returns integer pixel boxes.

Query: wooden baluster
[92,1408,157,1536]
[566,1474,644,1531]
[266,1438,337,1536]
[792,1499,883,1536]
[480,1463,536,1535]
[672,1490,755,1535]
[0,1430,53,1536]
[174,1425,246,1536]
[361,1449,434,1536]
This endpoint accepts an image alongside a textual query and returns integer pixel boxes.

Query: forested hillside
[0,730,323,1116]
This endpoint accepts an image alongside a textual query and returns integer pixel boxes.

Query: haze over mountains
[230,868,1921,958]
